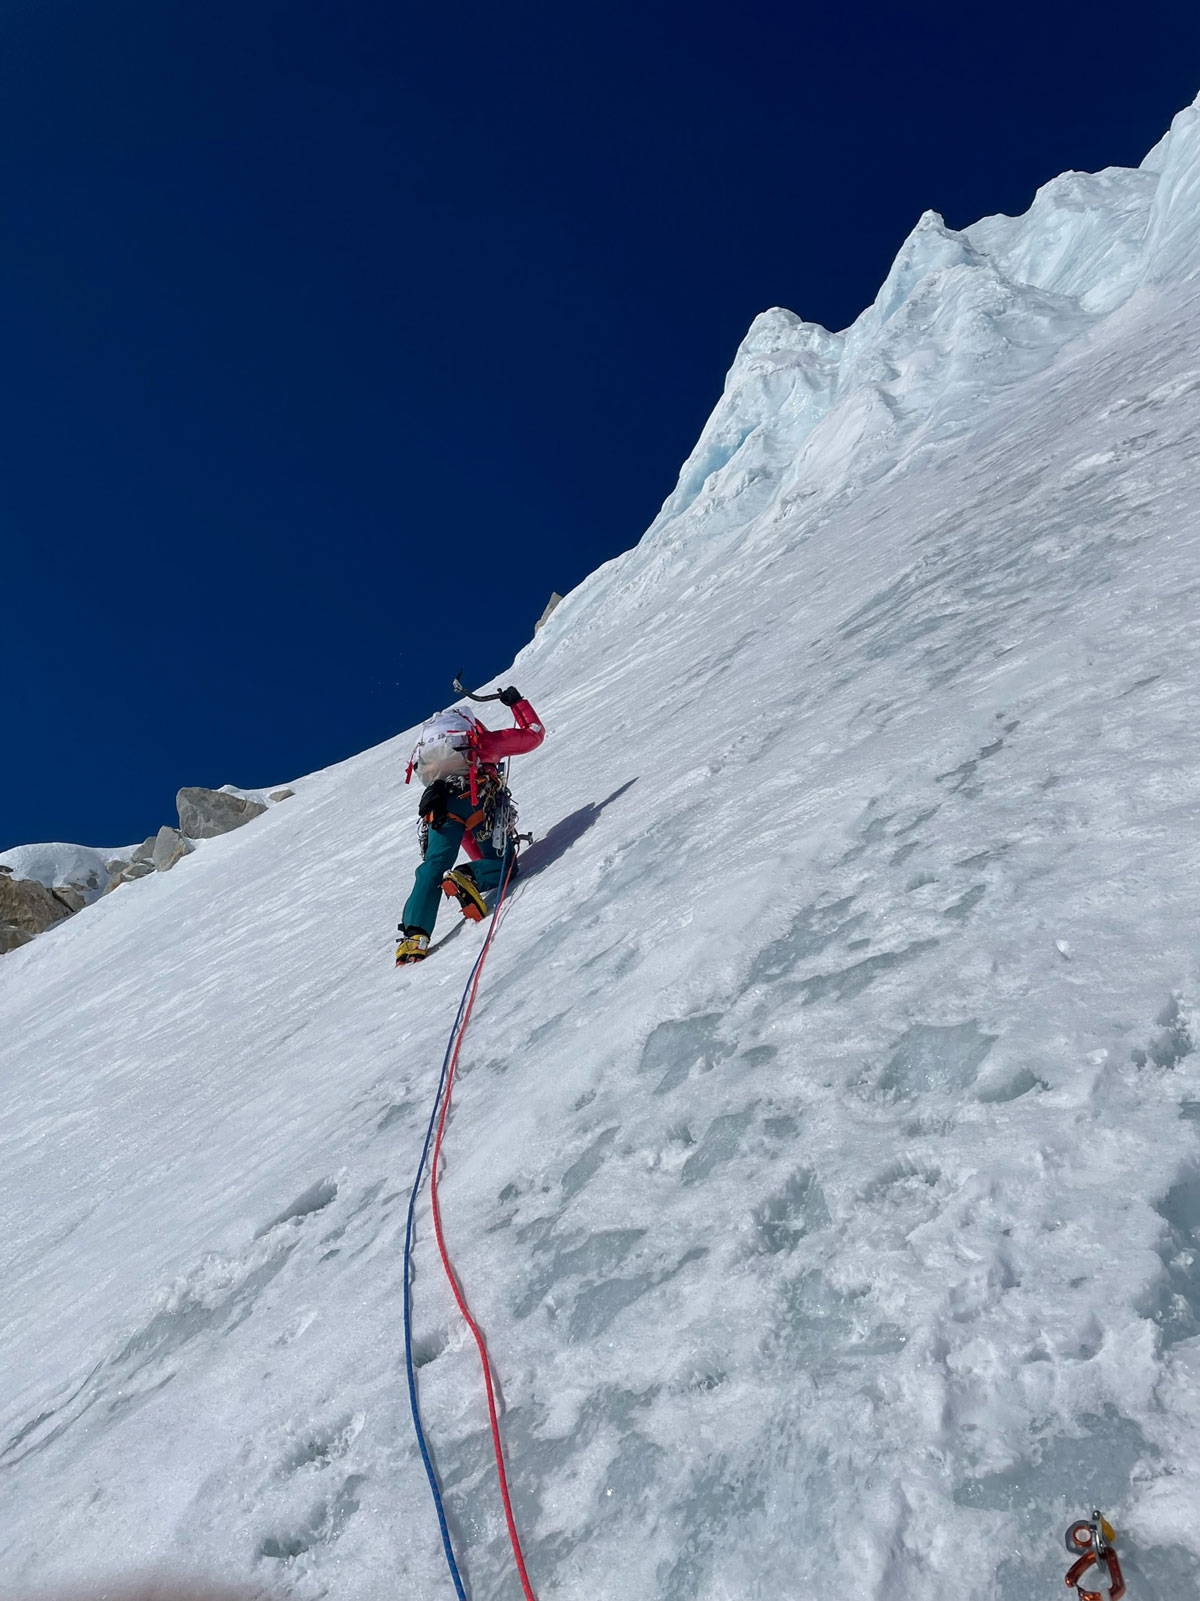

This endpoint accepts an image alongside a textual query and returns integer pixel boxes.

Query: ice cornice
[1140,88,1200,174]
[647,91,1200,536]
[737,307,843,363]
[865,209,986,329]
[1142,96,1200,283]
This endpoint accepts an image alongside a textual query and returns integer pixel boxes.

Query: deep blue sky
[5,1,1198,848]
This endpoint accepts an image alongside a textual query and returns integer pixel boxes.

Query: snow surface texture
[5,95,1200,1601]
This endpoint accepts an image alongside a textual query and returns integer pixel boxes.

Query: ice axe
[452,671,505,705]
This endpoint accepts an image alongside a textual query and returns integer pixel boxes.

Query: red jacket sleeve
[476,698,545,762]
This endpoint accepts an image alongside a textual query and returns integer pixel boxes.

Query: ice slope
[5,98,1200,1601]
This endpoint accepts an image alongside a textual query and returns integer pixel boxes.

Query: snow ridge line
[403,845,539,1601]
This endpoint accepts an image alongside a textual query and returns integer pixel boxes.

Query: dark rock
[103,859,156,893]
[0,874,74,939]
[51,884,89,915]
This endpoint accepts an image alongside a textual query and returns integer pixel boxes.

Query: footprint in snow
[256,1472,366,1562]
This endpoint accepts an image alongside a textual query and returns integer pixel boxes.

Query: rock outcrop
[104,838,156,893]
[176,787,268,840]
[4,781,290,952]
[0,870,77,952]
[103,828,194,892]
[151,825,195,873]
[535,592,564,631]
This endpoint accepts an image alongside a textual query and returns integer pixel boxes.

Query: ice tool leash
[1064,1511,1125,1600]
[402,838,538,1601]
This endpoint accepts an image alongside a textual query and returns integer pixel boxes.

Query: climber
[395,687,544,965]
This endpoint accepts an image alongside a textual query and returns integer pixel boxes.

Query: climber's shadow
[426,780,636,953]
[518,779,638,883]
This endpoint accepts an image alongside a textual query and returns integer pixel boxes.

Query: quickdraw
[1064,1511,1125,1600]
[484,774,523,852]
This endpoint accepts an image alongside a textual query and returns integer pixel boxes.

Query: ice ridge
[649,91,1200,535]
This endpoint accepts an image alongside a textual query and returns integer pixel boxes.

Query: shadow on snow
[426,780,638,955]
[517,778,639,883]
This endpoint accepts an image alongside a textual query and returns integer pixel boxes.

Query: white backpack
[409,707,478,784]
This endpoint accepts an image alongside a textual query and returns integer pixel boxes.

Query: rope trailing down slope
[402,847,537,1601]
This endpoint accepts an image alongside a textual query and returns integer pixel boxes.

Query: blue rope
[402,828,517,1598]
[402,949,479,1600]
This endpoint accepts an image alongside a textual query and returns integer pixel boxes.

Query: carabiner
[1064,1512,1125,1601]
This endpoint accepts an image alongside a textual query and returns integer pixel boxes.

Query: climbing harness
[402,835,538,1601]
[416,768,528,860]
[1064,1511,1125,1600]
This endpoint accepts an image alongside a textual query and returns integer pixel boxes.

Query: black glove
[419,779,450,829]
[498,685,523,706]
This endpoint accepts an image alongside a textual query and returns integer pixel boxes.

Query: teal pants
[402,793,506,935]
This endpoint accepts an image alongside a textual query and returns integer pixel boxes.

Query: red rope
[428,856,538,1601]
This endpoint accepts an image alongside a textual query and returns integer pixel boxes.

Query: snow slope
[4,96,1200,1601]
[0,842,129,900]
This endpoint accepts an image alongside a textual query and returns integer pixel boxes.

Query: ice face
[642,90,1200,564]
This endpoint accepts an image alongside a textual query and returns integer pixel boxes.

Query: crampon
[1064,1511,1125,1600]
[442,867,489,922]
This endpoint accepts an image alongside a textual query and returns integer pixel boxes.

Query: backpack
[407,707,480,786]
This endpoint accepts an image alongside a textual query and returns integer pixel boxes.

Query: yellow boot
[441,868,489,922]
[395,930,431,965]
